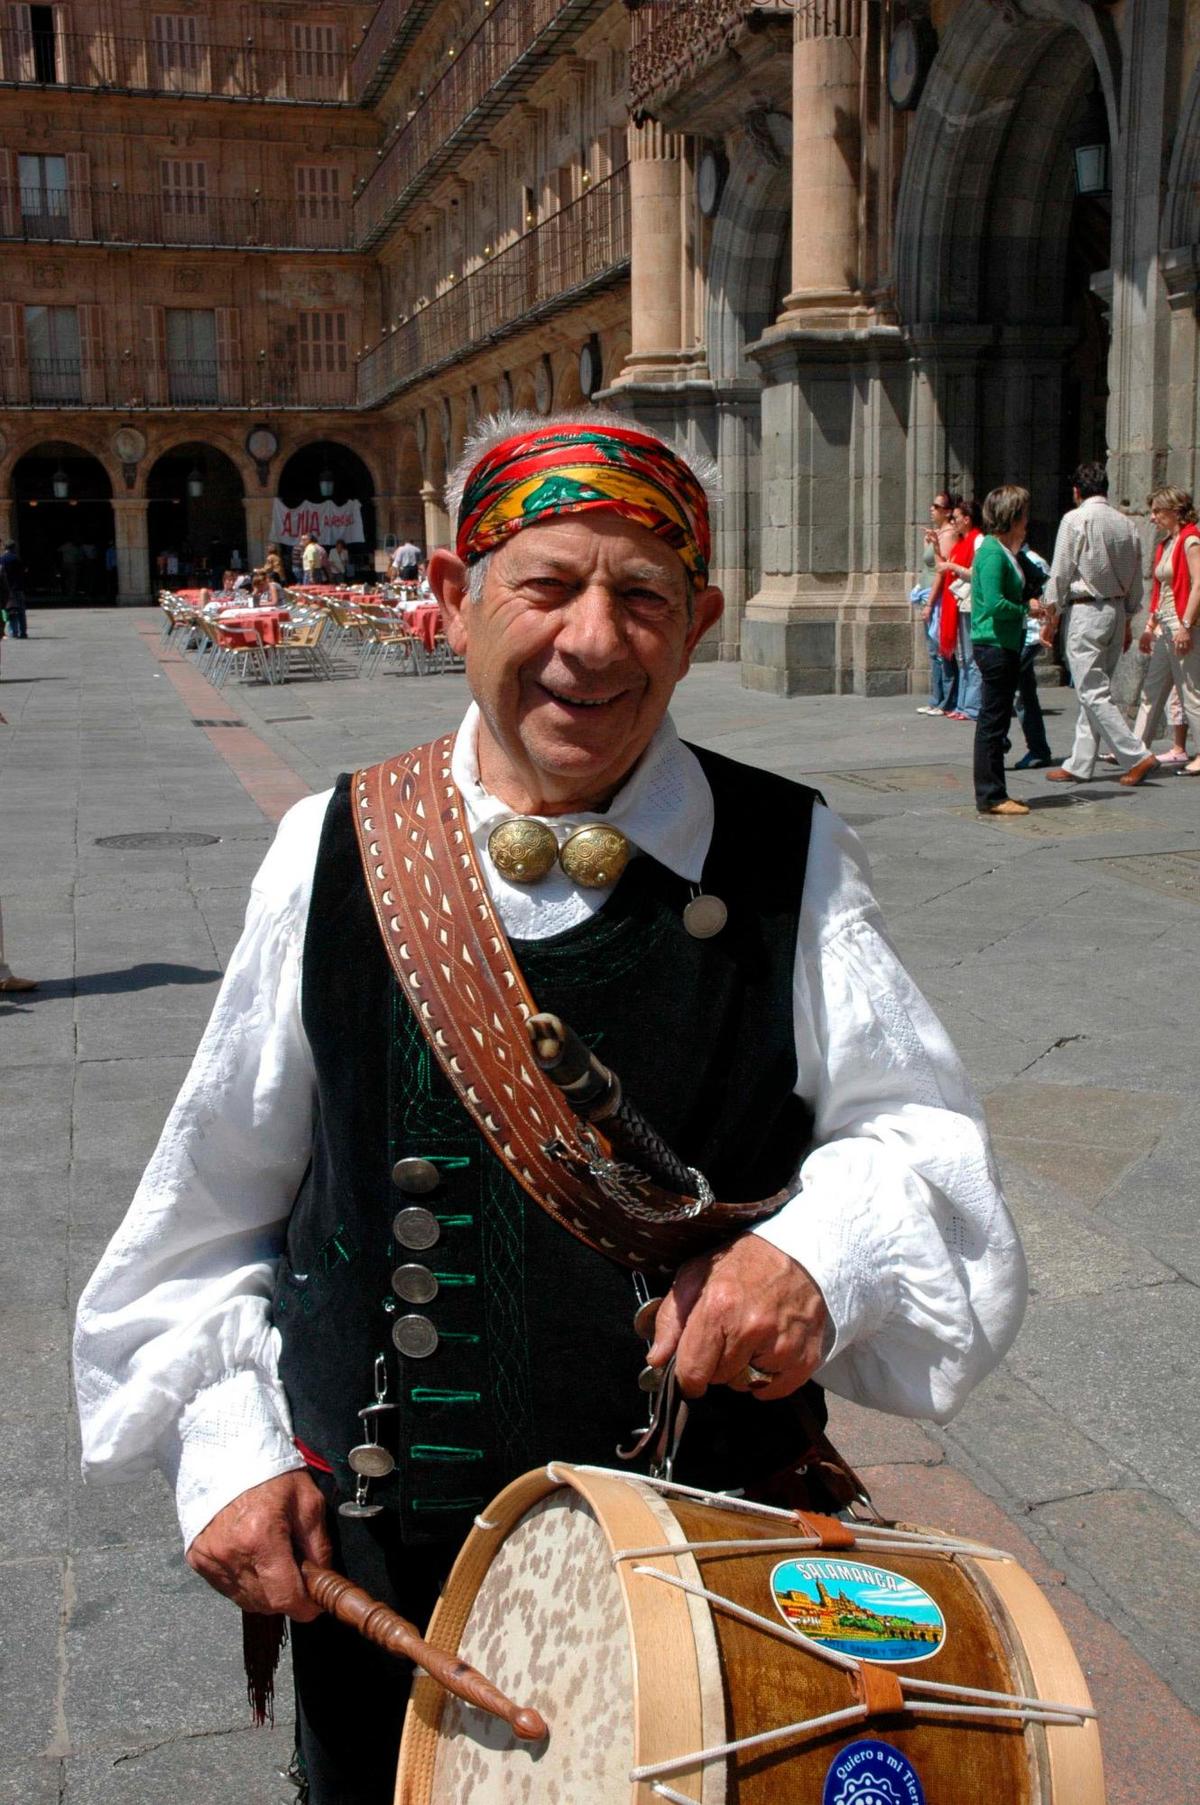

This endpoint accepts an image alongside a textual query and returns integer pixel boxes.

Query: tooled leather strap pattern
[352,740,785,1273]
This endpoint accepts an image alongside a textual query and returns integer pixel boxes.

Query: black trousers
[290,1484,457,1804]
[973,643,1022,806]
[1014,642,1052,760]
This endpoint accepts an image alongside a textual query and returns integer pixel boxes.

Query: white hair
[444,406,720,538]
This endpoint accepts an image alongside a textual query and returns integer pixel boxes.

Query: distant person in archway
[60,539,82,597]
[326,539,349,581]
[1042,462,1157,787]
[1,544,27,637]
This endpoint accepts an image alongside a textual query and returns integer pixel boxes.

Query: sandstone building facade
[1,0,1198,699]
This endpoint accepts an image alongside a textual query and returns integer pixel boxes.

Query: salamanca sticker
[770,1558,946,1664]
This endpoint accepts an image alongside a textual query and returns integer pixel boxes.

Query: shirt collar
[451,702,714,884]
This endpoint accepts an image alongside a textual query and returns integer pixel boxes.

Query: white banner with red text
[270,499,365,546]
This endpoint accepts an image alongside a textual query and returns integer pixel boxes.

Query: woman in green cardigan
[971,485,1034,816]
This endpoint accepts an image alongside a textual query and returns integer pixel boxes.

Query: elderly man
[1042,461,1157,787]
[74,413,1025,1804]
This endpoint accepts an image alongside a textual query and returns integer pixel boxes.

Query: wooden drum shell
[395,1464,1104,1805]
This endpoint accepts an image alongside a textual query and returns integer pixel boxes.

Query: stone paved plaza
[1,610,1198,1802]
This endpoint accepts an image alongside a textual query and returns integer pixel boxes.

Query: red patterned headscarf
[455,424,712,586]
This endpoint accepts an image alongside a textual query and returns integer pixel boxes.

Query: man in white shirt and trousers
[74,412,1027,1804]
[1042,460,1157,787]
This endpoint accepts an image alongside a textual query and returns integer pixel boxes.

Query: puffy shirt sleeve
[72,790,332,1548]
[752,805,1027,1422]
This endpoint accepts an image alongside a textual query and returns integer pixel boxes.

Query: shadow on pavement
[18,962,222,999]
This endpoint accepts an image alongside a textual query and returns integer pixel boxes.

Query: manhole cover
[95,832,221,850]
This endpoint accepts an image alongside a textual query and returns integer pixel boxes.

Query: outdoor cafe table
[406,603,441,652]
[216,607,290,648]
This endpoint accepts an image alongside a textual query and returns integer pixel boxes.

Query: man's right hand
[187,1470,332,1619]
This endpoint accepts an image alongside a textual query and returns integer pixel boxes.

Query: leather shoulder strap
[352,740,694,1274]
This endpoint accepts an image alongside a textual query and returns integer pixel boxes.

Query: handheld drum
[396,1462,1103,1805]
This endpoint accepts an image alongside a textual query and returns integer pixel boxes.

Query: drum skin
[396,1465,1105,1805]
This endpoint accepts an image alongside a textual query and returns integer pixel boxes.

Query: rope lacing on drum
[623,1563,1096,1795]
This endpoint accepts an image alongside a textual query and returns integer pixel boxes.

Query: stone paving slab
[2,610,1197,1799]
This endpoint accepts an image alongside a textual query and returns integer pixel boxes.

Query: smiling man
[74,412,1025,1805]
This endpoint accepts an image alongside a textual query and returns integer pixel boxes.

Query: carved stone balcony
[627,0,794,131]
[357,165,629,407]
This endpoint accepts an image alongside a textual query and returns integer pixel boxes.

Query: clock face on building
[112,426,147,464]
[887,21,935,112]
[245,426,278,463]
[578,336,601,398]
[697,148,726,219]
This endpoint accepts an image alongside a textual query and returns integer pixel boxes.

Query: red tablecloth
[407,604,441,653]
[217,607,290,648]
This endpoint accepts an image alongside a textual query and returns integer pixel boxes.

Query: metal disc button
[348,1443,396,1479]
[392,1263,439,1305]
[392,1314,439,1358]
[633,1296,663,1341]
[392,1206,440,1251]
[683,894,728,939]
[338,1499,384,1519]
[638,1364,665,1393]
[391,1157,440,1195]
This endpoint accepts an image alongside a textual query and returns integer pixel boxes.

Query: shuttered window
[17,152,67,237]
[159,158,207,241]
[296,310,349,402]
[26,301,80,400]
[294,164,342,246]
[164,306,217,403]
[152,14,201,87]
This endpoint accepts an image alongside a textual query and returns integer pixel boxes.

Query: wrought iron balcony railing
[351,0,440,104]
[628,0,793,118]
[0,25,352,103]
[4,187,355,252]
[354,0,607,248]
[357,164,629,407]
[1,356,356,410]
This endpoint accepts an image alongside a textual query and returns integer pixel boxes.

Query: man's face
[432,513,723,812]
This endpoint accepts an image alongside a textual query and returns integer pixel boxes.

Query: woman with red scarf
[936,498,984,720]
[1135,486,1200,773]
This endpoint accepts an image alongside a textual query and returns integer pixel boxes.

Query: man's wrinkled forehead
[490,514,691,596]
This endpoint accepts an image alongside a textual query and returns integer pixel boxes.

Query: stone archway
[894,0,1118,541]
[146,442,246,586]
[1161,63,1200,497]
[11,442,116,604]
[277,439,377,580]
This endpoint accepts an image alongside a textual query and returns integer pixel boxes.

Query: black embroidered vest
[274,744,825,1545]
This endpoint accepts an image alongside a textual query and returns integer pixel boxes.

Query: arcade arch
[11,442,115,602]
[894,0,1116,539]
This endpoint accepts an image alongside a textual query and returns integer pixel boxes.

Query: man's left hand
[648,1235,829,1402]
[1123,622,1133,653]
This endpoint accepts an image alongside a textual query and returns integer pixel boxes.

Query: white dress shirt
[73,708,1026,1549]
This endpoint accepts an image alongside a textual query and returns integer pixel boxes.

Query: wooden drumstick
[301,1561,548,1742]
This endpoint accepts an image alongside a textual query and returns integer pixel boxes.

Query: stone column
[243,496,274,570]
[1162,247,1200,500]
[421,480,450,551]
[779,0,867,329]
[741,1,913,695]
[610,122,692,385]
[110,498,150,605]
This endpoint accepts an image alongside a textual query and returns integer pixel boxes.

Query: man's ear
[428,549,470,654]
[681,584,724,668]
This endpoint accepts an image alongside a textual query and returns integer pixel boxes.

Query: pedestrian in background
[1,543,27,638]
[0,892,37,995]
[937,498,983,721]
[300,534,327,585]
[916,491,960,715]
[1010,542,1055,769]
[971,485,1033,817]
[1132,487,1200,774]
[1042,462,1157,787]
